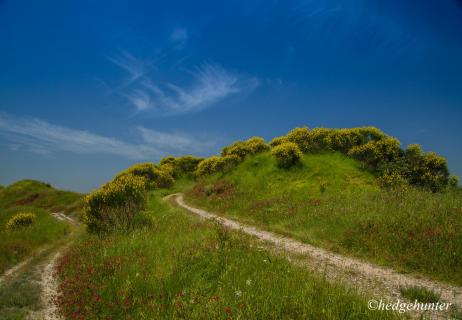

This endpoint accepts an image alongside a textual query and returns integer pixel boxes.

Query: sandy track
[38,250,64,320]
[168,193,462,319]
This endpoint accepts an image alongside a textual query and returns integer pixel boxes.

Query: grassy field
[56,191,399,320]
[0,180,82,274]
[185,152,462,285]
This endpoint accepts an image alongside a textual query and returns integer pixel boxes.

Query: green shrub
[246,136,270,154]
[159,156,176,167]
[159,155,203,177]
[221,141,249,159]
[5,212,36,231]
[152,167,175,188]
[348,138,401,168]
[195,155,240,177]
[449,175,460,188]
[83,174,147,234]
[115,162,174,190]
[286,127,311,152]
[404,145,450,192]
[174,156,204,176]
[271,142,302,168]
[269,136,289,147]
[114,163,157,189]
[222,137,269,161]
[377,172,408,190]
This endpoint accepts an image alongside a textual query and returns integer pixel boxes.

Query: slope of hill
[0,180,83,274]
[0,180,82,216]
[185,151,462,285]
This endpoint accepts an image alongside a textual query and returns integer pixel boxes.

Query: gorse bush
[193,136,270,177]
[5,212,36,231]
[271,142,302,168]
[286,127,311,152]
[83,174,147,234]
[195,155,240,177]
[246,136,270,154]
[269,136,289,147]
[159,155,204,177]
[377,172,408,190]
[221,137,269,160]
[348,138,401,168]
[152,166,175,188]
[115,162,174,190]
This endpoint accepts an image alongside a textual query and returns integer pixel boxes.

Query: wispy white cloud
[135,63,258,115]
[107,30,259,116]
[108,50,152,85]
[0,114,213,159]
[137,126,214,154]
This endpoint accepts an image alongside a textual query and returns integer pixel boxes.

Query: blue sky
[1,0,462,192]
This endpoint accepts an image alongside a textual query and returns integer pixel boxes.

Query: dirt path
[0,247,47,287]
[37,250,64,320]
[168,193,462,319]
[36,213,79,320]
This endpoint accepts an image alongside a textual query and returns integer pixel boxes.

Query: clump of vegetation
[195,156,240,177]
[449,175,460,188]
[269,136,289,147]
[5,212,36,231]
[83,174,147,234]
[114,162,175,190]
[159,155,204,177]
[221,136,269,160]
[271,142,302,168]
[376,172,408,189]
[286,127,312,152]
[399,286,441,303]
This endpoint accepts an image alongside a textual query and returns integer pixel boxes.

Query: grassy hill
[0,180,82,216]
[0,180,83,274]
[185,151,462,285]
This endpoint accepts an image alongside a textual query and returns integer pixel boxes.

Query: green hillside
[0,180,83,274]
[186,151,462,285]
[0,180,82,216]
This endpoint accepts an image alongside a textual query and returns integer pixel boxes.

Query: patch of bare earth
[168,193,462,319]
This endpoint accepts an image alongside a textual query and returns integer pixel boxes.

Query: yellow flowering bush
[5,212,36,231]
[115,162,174,189]
[286,127,311,152]
[152,166,175,188]
[271,142,302,168]
[195,155,240,176]
[377,172,408,190]
[83,174,147,234]
[348,138,401,167]
[221,137,269,160]
[246,137,270,154]
[160,155,204,177]
[269,136,289,147]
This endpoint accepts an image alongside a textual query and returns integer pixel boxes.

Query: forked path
[167,193,462,318]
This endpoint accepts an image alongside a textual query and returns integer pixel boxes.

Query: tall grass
[56,193,400,319]
[186,152,462,285]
